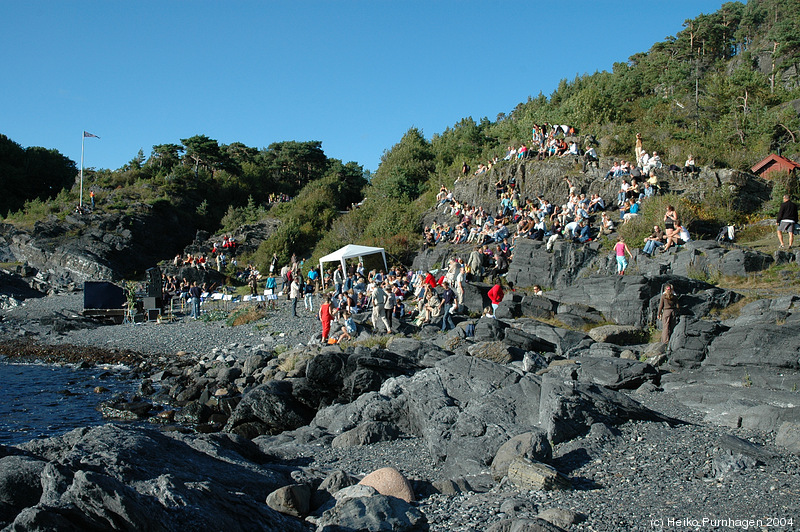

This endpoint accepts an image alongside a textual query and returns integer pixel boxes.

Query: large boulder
[224,380,315,438]
[573,357,658,390]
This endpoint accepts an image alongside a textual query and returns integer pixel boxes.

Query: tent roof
[319,244,385,263]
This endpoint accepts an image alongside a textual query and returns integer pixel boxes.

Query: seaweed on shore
[0,339,150,367]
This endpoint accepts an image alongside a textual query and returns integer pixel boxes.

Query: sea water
[0,362,137,445]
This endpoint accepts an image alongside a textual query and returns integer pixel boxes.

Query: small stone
[537,508,586,528]
[265,483,310,517]
[507,458,571,491]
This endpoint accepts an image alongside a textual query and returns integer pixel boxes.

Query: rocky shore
[1,260,799,531]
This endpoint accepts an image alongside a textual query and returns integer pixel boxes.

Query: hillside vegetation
[3,0,800,275]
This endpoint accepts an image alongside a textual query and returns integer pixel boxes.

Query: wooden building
[750,154,800,179]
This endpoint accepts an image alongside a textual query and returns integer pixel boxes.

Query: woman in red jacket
[319,296,333,342]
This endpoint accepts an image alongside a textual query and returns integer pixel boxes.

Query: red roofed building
[750,154,800,179]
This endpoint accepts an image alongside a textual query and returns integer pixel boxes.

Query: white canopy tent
[318,244,387,284]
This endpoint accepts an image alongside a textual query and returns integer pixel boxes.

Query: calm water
[0,362,137,445]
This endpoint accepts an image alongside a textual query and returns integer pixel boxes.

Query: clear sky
[2,1,727,174]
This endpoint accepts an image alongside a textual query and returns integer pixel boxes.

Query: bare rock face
[358,467,415,503]
[2,424,306,532]
[1,210,195,289]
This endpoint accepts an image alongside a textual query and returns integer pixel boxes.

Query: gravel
[0,291,325,357]
[2,292,800,531]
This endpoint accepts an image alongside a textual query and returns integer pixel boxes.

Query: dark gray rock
[491,429,553,481]
[516,319,590,357]
[224,380,315,438]
[539,365,671,444]
[330,421,401,448]
[9,424,304,532]
[487,517,568,532]
[667,317,729,369]
[312,493,426,532]
[705,312,800,370]
[574,357,658,390]
[520,295,556,319]
[0,456,47,523]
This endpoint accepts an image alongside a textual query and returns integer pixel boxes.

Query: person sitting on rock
[338,311,357,342]
[583,145,598,171]
[683,154,699,175]
[604,161,620,181]
[575,220,593,243]
[662,223,691,252]
[600,212,614,235]
[643,225,666,255]
[621,198,640,223]
[588,194,605,213]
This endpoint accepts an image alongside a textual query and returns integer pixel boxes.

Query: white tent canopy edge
[318,244,387,285]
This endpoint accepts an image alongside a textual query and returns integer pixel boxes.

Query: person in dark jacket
[776,195,798,249]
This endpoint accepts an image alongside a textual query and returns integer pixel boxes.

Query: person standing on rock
[438,280,456,331]
[468,246,483,281]
[319,296,333,342]
[657,283,679,344]
[776,195,798,249]
[614,237,633,275]
[634,133,644,164]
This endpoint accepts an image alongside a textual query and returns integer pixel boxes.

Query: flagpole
[79,132,85,208]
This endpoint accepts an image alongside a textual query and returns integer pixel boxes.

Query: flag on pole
[83,131,100,139]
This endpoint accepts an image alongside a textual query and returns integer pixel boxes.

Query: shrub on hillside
[618,194,695,250]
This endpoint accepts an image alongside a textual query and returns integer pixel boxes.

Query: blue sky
[2,1,726,174]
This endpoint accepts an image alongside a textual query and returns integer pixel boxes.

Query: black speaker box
[146,267,161,297]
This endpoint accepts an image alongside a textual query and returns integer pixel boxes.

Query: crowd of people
[160,132,714,347]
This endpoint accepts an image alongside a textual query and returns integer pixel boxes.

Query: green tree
[180,135,222,177]
[370,128,434,201]
[149,143,184,171]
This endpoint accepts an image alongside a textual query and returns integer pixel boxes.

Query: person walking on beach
[614,237,633,275]
[776,195,798,249]
[657,283,679,344]
[319,296,333,342]
[265,273,278,310]
[303,278,314,313]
